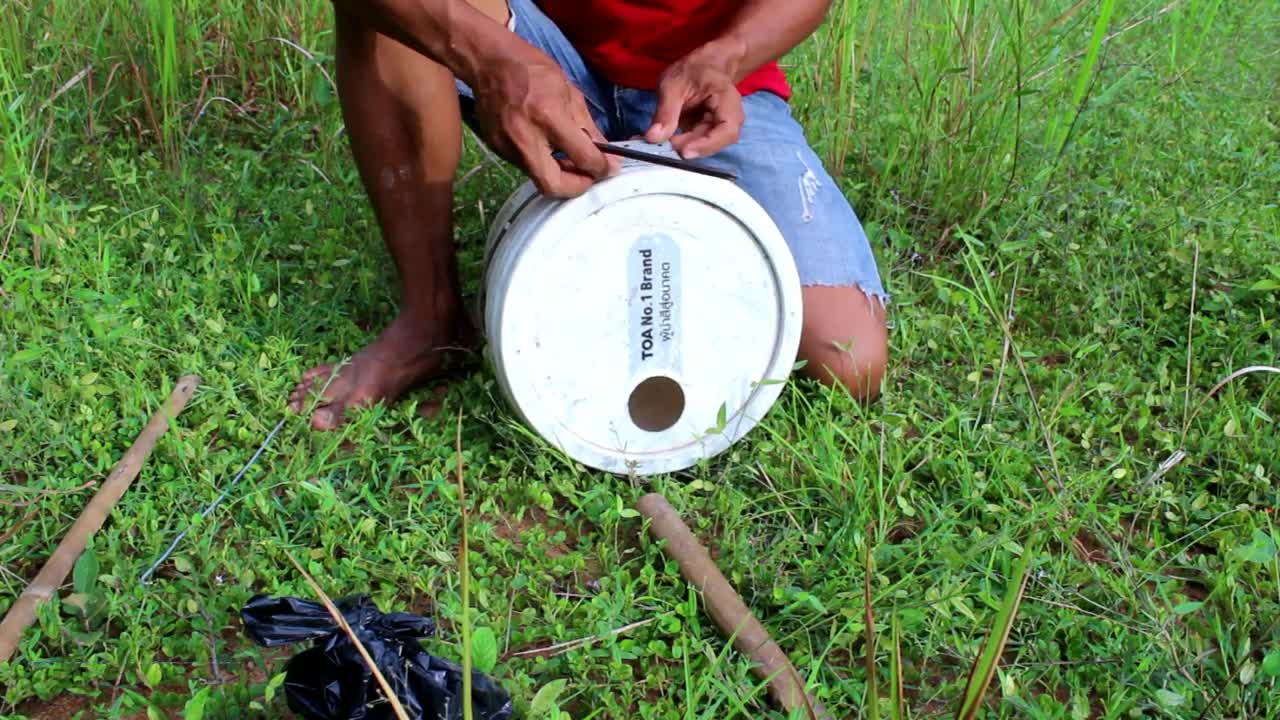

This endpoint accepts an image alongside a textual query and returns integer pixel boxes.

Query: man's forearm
[698,0,833,83]
[329,0,507,85]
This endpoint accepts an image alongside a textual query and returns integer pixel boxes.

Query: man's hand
[471,43,618,198]
[645,45,746,160]
[329,0,617,197]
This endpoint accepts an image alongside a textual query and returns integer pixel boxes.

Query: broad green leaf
[67,628,104,646]
[184,686,210,720]
[1172,601,1203,615]
[530,679,568,718]
[1262,651,1280,677]
[1233,530,1277,564]
[1071,690,1091,720]
[895,494,916,517]
[62,592,91,617]
[313,73,332,106]
[471,626,498,673]
[1154,688,1185,709]
[145,663,163,689]
[264,672,287,702]
[9,347,41,364]
[73,549,99,594]
[1240,660,1257,686]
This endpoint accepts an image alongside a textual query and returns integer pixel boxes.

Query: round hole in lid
[628,376,686,433]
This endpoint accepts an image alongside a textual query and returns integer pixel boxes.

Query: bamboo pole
[0,375,200,662]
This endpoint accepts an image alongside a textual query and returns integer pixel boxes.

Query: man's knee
[797,285,888,401]
[805,333,888,401]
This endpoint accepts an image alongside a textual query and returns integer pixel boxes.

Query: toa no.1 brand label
[629,233,681,373]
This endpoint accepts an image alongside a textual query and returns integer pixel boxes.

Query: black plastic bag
[242,594,514,720]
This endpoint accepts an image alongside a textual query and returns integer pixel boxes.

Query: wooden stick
[637,493,831,720]
[0,374,200,662]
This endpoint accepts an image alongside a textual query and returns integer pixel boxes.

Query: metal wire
[139,416,288,584]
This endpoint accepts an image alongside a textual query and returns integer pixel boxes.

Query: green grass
[3,0,1280,717]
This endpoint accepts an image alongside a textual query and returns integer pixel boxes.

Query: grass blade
[955,546,1033,720]
[457,410,474,720]
[864,527,879,720]
[1070,0,1116,107]
[889,610,905,720]
[1048,0,1117,156]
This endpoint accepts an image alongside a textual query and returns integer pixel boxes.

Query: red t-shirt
[536,0,791,100]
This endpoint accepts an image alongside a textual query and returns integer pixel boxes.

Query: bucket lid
[486,142,802,475]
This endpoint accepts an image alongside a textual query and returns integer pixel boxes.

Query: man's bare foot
[287,312,474,430]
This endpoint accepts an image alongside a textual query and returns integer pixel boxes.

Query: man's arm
[329,0,505,88]
[330,0,616,197]
[646,0,832,159]
[700,0,834,85]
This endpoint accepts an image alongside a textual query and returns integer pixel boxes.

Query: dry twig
[283,551,411,720]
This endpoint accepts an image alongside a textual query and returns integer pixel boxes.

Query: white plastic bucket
[481,141,802,476]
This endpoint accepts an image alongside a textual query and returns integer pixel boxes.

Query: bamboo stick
[0,375,199,662]
[637,493,831,719]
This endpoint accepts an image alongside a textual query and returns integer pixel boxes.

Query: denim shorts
[457,0,887,298]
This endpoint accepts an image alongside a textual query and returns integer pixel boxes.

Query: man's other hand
[645,47,745,160]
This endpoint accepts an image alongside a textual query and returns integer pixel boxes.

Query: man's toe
[287,385,311,412]
[302,364,334,382]
[311,405,342,431]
